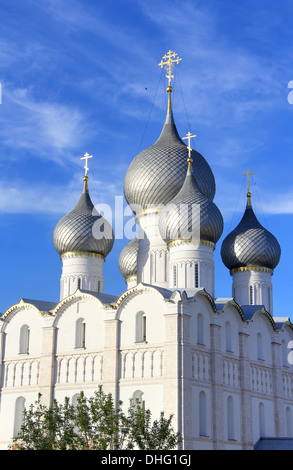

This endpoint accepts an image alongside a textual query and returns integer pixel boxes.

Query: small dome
[159,158,223,246]
[118,237,138,279]
[53,178,114,258]
[123,97,215,213]
[221,195,281,271]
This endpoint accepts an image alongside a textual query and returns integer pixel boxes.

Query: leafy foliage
[11,386,181,450]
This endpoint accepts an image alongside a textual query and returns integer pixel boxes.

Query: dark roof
[254,438,293,450]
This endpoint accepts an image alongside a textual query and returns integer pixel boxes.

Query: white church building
[1,52,293,450]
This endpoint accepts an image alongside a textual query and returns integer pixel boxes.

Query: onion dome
[221,191,281,272]
[123,90,215,214]
[158,147,223,246]
[118,237,139,280]
[53,175,114,258]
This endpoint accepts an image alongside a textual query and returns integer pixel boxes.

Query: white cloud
[0,86,89,163]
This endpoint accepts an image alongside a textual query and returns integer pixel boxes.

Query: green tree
[11,386,181,450]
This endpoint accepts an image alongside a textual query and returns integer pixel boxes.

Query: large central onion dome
[159,152,223,246]
[221,192,281,271]
[123,92,215,213]
[53,176,114,258]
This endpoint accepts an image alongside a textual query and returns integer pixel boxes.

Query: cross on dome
[242,169,255,195]
[158,50,182,89]
[81,152,93,177]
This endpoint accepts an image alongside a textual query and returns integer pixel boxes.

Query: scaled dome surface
[159,160,223,245]
[123,103,216,213]
[53,179,114,258]
[221,197,281,271]
[118,237,139,279]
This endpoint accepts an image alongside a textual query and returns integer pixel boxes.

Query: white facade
[0,271,293,450]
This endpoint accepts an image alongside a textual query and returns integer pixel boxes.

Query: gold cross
[183,132,196,162]
[81,152,93,177]
[158,50,182,88]
[242,169,255,193]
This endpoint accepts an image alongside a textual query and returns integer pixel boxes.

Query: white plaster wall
[60,254,104,299]
[247,313,274,364]
[54,298,105,353]
[2,308,45,358]
[119,383,163,420]
[118,291,165,347]
[0,391,38,449]
[232,270,273,313]
[251,397,275,443]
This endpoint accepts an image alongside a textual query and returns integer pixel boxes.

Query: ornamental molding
[167,239,215,250]
[2,299,49,321]
[61,251,105,261]
[230,266,273,274]
[52,289,106,316]
[114,282,165,309]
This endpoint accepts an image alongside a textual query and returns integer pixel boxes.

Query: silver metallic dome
[118,237,138,279]
[221,196,281,271]
[159,161,223,245]
[53,179,114,257]
[123,100,215,213]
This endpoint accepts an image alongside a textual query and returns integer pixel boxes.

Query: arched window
[197,313,204,345]
[225,321,232,352]
[19,325,30,354]
[75,318,86,348]
[286,407,292,437]
[199,391,207,436]
[132,390,145,411]
[13,396,25,438]
[136,312,146,342]
[259,402,265,437]
[72,393,81,407]
[227,396,234,440]
[257,333,263,360]
[77,278,82,290]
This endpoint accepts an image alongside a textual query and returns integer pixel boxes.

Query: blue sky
[1,0,293,318]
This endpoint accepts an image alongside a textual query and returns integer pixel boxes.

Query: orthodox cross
[183,131,196,162]
[158,50,182,88]
[81,152,93,177]
[242,169,255,194]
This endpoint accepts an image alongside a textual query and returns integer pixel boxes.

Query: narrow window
[142,315,146,342]
[19,325,30,354]
[173,265,177,287]
[98,280,101,293]
[136,312,146,342]
[132,390,145,411]
[195,264,199,288]
[286,407,292,437]
[76,318,86,349]
[13,397,25,438]
[249,285,254,305]
[259,402,265,437]
[225,321,232,352]
[77,278,81,290]
[199,391,207,436]
[227,396,234,440]
[197,313,204,345]
[257,333,263,360]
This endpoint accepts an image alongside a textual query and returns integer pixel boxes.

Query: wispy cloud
[0,86,89,163]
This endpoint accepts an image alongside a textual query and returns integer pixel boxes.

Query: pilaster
[39,326,57,407]
[210,322,224,449]
[272,340,285,436]
[239,331,253,449]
